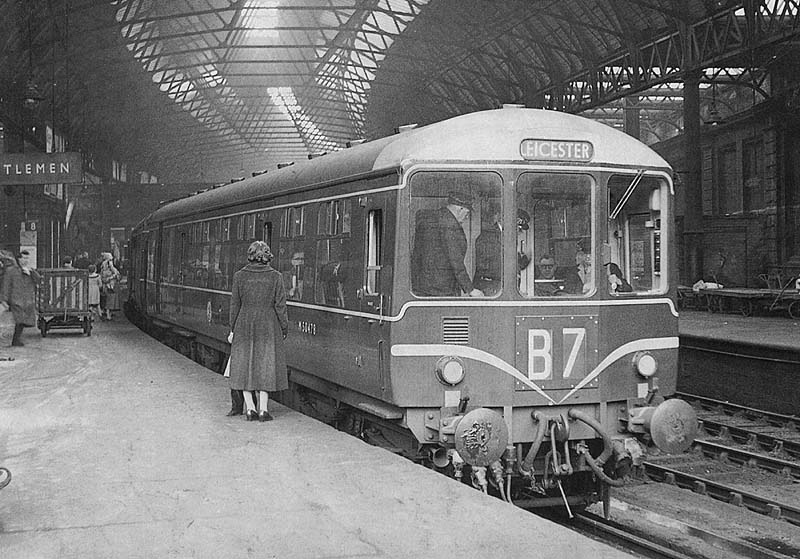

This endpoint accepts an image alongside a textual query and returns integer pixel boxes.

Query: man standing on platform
[0,250,40,347]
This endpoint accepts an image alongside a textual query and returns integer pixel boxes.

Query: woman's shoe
[258,411,273,422]
[245,409,258,421]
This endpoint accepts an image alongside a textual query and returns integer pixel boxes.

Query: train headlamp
[435,356,466,386]
[632,351,658,378]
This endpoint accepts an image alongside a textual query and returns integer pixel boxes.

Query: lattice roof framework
[0,0,798,183]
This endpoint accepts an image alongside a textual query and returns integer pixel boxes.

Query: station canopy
[0,0,798,183]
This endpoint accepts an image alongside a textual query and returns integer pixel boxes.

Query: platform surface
[679,309,800,350]
[0,318,633,558]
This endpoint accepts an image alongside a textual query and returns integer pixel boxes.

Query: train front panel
[384,162,693,494]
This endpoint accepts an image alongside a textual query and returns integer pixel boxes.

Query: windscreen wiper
[609,169,645,221]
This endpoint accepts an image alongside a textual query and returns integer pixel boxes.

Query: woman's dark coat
[229,262,289,392]
[0,264,40,326]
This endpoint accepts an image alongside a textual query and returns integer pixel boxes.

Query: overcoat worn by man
[0,250,40,347]
[411,192,482,297]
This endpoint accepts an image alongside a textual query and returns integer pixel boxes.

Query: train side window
[244,214,255,239]
[366,210,382,295]
[262,221,273,245]
[277,206,311,301]
[220,218,231,242]
[234,216,244,240]
[161,227,175,283]
[147,234,157,283]
[282,206,305,238]
[317,200,351,236]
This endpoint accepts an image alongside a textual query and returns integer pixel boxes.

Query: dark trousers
[11,324,24,346]
[230,389,244,415]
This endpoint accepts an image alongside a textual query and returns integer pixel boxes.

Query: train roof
[142,107,671,227]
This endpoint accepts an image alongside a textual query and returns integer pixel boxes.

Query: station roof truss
[0,0,798,183]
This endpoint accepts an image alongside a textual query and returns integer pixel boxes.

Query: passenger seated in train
[573,240,593,294]
[319,260,347,307]
[606,262,632,293]
[288,251,305,300]
[533,255,583,296]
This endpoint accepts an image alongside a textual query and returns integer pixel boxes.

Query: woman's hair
[247,241,273,263]
[88,264,97,273]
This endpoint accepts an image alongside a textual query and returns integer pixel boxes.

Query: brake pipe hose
[567,408,624,487]
[518,411,548,477]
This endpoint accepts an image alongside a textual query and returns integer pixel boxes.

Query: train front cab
[390,163,697,505]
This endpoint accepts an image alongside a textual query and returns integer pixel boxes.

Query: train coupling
[625,398,698,454]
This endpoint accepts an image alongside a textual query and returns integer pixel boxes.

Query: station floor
[0,318,634,559]
[678,308,800,350]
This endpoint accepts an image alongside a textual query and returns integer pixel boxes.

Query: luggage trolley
[37,268,92,337]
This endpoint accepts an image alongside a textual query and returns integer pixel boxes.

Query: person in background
[474,207,502,295]
[533,255,561,296]
[411,192,483,297]
[474,208,531,295]
[99,252,121,321]
[0,250,41,347]
[73,251,91,269]
[606,262,633,293]
[228,241,289,422]
[62,255,74,268]
[87,264,102,319]
[515,209,532,287]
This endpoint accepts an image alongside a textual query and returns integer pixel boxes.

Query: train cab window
[606,173,669,294]
[409,171,502,297]
[516,173,593,298]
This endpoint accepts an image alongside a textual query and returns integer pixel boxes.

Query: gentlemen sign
[0,152,83,185]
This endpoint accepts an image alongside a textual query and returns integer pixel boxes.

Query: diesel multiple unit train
[127,107,697,512]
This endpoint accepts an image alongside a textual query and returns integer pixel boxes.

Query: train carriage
[127,107,697,511]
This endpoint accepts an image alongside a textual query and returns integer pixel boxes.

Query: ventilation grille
[442,316,470,345]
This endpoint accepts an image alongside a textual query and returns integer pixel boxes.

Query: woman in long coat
[0,250,40,347]
[229,241,288,422]
[99,252,121,320]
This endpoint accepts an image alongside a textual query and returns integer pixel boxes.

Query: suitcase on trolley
[37,268,92,337]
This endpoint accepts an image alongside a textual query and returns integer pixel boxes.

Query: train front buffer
[402,310,698,508]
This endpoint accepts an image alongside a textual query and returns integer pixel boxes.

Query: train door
[359,193,395,399]
[154,224,163,314]
[145,232,158,315]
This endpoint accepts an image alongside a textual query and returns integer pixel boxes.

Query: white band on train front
[391,336,679,406]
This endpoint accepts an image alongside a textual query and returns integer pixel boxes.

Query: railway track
[641,461,800,527]
[637,393,800,526]
[567,508,797,559]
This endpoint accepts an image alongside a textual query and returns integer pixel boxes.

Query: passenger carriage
[127,107,696,510]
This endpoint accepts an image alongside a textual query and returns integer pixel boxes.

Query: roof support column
[623,95,640,140]
[682,69,703,284]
